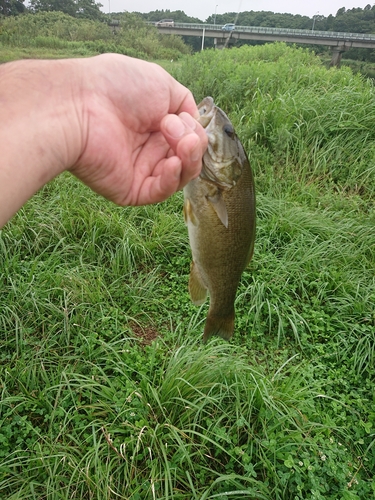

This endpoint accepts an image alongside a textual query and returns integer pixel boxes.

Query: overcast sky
[103,1,373,20]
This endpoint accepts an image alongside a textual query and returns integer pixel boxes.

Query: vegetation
[1,43,374,498]
[207,5,375,33]
[132,4,375,35]
[3,5,375,63]
[212,6,375,63]
[28,0,103,20]
[0,11,191,62]
[138,6,375,61]
[0,0,26,17]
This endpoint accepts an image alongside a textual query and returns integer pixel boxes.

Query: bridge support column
[214,37,226,49]
[330,46,345,67]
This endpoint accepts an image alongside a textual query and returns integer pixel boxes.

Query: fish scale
[183,97,256,341]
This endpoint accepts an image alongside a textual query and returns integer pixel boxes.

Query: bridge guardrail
[166,22,375,42]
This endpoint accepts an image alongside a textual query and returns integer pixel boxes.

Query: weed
[1,43,375,498]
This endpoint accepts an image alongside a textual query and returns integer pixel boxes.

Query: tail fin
[203,310,235,342]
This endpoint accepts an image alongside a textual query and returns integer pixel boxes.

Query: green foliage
[1,44,375,498]
[28,0,103,20]
[210,10,313,30]
[0,11,191,60]
[0,0,25,16]
[136,9,202,24]
[174,44,375,198]
[208,5,375,36]
[0,11,113,42]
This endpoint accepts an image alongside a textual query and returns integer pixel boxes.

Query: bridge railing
[168,22,375,42]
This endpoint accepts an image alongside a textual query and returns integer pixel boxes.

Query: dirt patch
[130,322,159,347]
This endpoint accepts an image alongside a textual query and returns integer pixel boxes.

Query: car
[155,19,175,27]
[222,23,235,31]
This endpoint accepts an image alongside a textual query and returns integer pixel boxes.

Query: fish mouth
[197,97,221,184]
[197,97,238,189]
[197,97,216,128]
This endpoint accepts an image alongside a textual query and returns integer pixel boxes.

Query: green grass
[0,11,192,64]
[0,45,98,63]
[1,43,375,498]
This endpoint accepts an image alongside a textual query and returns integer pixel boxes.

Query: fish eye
[224,124,234,138]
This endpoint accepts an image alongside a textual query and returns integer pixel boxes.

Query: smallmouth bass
[183,97,256,341]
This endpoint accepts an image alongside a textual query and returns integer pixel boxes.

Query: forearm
[0,59,83,227]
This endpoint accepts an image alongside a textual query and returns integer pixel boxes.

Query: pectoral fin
[207,191,228,228]
[188,261,208,305]
[183,198,198,226]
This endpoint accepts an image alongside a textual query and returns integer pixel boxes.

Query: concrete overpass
[155,22,375,66]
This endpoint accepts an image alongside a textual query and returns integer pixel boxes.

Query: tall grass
[174,43,375,199]
[1,44,375,498]
[0,11,191,61]
[0,331,364,499]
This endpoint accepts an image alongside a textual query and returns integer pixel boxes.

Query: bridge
[155,22,375,66]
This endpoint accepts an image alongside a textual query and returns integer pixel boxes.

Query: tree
[29,0,103,19]
[29,0,76,16]
[0,0,26,16]
[76,0,103,20]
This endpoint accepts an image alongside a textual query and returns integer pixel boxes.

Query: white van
[156,19,175,27]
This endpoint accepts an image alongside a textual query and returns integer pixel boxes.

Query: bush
[0,11,191,59]
[174,43,375,197]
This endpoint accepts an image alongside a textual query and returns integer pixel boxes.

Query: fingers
[134,114,207,204]
[161,112,208,190]
[135,156,182,205]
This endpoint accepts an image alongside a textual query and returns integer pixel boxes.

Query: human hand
[0,54,207,227]
[69,54,208,205]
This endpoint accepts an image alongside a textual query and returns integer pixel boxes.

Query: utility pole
[312,11,319,32]
[214,5,218,25]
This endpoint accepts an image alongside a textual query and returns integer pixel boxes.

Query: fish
[183,96,256,342]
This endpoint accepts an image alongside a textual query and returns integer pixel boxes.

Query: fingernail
[165,115,186,138]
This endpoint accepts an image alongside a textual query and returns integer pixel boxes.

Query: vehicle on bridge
[222,23,235,31]
[155,19,174,27]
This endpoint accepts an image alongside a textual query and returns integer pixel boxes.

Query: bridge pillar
[214,36,234,49]
[330,46,346,67]
[214,37,226,49]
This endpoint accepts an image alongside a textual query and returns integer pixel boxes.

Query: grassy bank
[0,11,191,63]
[1,43,374,498]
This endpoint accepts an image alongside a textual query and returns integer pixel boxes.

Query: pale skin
[0,53,208,228]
